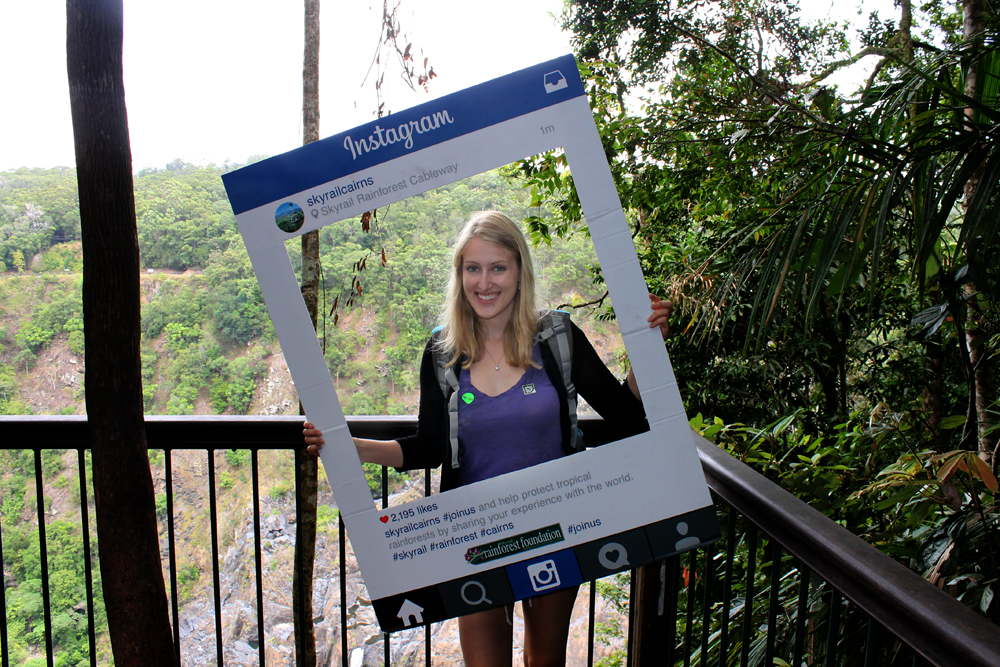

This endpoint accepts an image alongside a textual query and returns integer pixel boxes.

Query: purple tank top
[453,347,563,488]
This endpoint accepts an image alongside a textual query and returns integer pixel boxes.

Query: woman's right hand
[303,421,324,457]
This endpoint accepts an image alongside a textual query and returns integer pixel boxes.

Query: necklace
[483,343,503,371]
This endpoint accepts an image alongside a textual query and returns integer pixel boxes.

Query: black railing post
[208,449,224,665]
[666,556,680,665]
[864,619,881,667]
[792,566,810,667]
[739,525,758,667]
[699,545,715,667]
[0,484,8,667]
[825,590,842,667]
[77,448,97,667]
[33,449,54,667]
[765,539,782,664]
[588,579,597,667]
[719,509,737,667]
[164,448,181,662]
[626,567,637,667]
[251,449,266,667]
[383,466,391,667]
[683,552,697,666]
[339,513,348,667]
[425,467,433,667]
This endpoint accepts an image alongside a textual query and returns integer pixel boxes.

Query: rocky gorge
[157,454,628,667]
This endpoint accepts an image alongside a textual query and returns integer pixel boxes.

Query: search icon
[460,580,493,606]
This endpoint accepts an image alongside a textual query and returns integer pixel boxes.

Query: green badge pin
[462,392,475,404]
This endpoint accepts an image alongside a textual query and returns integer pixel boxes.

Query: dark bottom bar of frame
[372,506,721,632]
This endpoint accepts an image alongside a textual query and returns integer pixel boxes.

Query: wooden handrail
[694,432,1000,667]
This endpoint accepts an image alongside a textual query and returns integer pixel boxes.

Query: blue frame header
[222,54,584,215]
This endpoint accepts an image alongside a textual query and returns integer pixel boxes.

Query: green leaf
[874,486,918,510]
[980,586,994,613]
[970,455,999,493]
[937,415,966,430]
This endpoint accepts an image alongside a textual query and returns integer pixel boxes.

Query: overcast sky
[1,0,894,173]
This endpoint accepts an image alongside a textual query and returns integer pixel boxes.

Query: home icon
[544,71,567,93]
[397,599,425,627]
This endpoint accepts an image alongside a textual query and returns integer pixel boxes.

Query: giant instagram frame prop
[223,55,718,632]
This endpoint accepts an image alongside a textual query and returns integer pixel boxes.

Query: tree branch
[556,291,609,312]
[796,47,904,90]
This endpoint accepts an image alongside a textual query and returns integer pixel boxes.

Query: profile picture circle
[275,202,305,233]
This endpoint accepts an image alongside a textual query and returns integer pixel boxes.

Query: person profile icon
[674,521,701,551]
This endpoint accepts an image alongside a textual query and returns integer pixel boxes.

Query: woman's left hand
[647,293,672,340]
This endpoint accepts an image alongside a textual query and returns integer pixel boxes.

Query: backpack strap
[430,328,463,469]
[536,310,582,453]
[441,364,461,469]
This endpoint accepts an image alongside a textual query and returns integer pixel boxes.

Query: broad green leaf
[937,415,966,430]
[937,452,964,483]
[981,586,994,613]
[970,455,999,493]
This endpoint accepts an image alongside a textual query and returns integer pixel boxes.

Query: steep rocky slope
[157,463,627,666]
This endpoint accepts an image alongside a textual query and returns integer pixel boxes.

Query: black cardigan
[396,321,650,491]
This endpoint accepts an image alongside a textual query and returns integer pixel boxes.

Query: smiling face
[461,236,521,327]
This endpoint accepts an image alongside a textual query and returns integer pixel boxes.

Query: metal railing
[3,415,999,667]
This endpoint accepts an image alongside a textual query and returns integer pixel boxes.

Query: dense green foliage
[1,163,608,419]
[134,160,238,271]
[515,0,1000,647]
[0,169,80,274]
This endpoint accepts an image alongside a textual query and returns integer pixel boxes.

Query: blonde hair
[438,211,540,369]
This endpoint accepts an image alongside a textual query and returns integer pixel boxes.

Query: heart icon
[380,516,389,523]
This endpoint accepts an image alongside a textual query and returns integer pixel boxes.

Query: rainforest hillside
[0,162,623,418]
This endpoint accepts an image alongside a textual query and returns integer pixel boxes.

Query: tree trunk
[303,0,320,148]
[630,560,678,666]
[961,0,996,464]
[66,1,177,664]
[964,0,986,105]
[966,291,996,462]
[294,1,321,664]
[898,0,914,64]
[963,0,986,197]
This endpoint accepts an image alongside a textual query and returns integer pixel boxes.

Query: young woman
[304,211,670,667]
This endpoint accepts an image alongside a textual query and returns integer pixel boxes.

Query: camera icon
[526,559,561,592]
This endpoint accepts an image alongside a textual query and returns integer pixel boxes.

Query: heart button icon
[380,516,389,523]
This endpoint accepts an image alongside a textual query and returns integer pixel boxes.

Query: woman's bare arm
[353,437,404,468]
[304,422,404,468]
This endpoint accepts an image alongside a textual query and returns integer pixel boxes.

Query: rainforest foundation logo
[465,525,564,565]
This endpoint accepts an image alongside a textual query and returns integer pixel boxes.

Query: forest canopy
[511,0,1000,622]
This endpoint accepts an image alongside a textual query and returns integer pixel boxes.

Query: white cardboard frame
[223,55,716,631]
